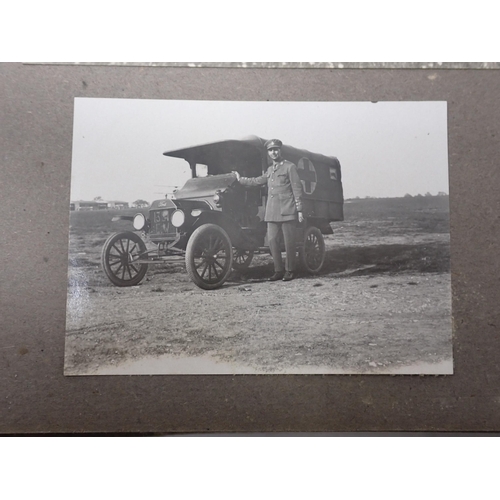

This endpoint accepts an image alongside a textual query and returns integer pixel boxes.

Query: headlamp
[133,213,146,230]
[171,209,185,228]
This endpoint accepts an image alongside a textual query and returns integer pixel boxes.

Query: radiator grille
[149,209,177,238]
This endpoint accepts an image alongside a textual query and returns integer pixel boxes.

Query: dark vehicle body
[102,136,344,289]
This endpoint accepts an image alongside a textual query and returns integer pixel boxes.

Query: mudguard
[191,211,257,250]
[111,215,134,222]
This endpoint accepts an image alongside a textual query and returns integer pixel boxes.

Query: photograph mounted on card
[65,98,452,375]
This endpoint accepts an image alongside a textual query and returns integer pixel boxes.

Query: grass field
[68,195,450,277]
[65,195,452,375]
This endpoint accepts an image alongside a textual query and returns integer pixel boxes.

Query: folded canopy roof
[163,135,339,178]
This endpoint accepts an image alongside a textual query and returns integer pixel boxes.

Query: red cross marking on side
[297,158,317,195]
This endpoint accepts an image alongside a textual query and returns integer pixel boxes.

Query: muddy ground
[64,196,453,375]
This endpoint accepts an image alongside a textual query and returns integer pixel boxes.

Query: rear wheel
[232,248,254,271]
[300,226,325,274]
[186,224,233,290]
[101,231,148,286]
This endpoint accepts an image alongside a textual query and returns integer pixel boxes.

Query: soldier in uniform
[234,139,304,281]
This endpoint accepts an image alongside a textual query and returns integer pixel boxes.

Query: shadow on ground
[229,241,450,283]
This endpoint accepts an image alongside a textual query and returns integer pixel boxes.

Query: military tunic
[239,160,303,222]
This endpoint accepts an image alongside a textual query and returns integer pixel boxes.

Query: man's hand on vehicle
[232,171,241,181]
[298,211,304,223]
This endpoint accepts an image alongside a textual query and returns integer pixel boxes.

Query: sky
[70,98,449,202]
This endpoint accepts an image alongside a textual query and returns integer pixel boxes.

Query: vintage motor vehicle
[101,136,344,290]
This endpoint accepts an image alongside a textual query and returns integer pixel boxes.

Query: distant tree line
[404,192,448,198]
[348,192,448,200]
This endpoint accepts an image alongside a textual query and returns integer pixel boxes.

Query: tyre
[232,248,254,271]
[186,224,233,290]
[300,226,325,274]
[101,231,148,286]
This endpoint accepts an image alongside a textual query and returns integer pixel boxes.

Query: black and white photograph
[65,98,452,375]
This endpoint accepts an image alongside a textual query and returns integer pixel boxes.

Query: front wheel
[300,226,326,274]
[101,231,148,286]
[186,224,233,290]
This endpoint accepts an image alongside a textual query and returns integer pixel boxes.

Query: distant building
[70,200,99,211]
[70,200,110,211]
[107,200,129,210]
